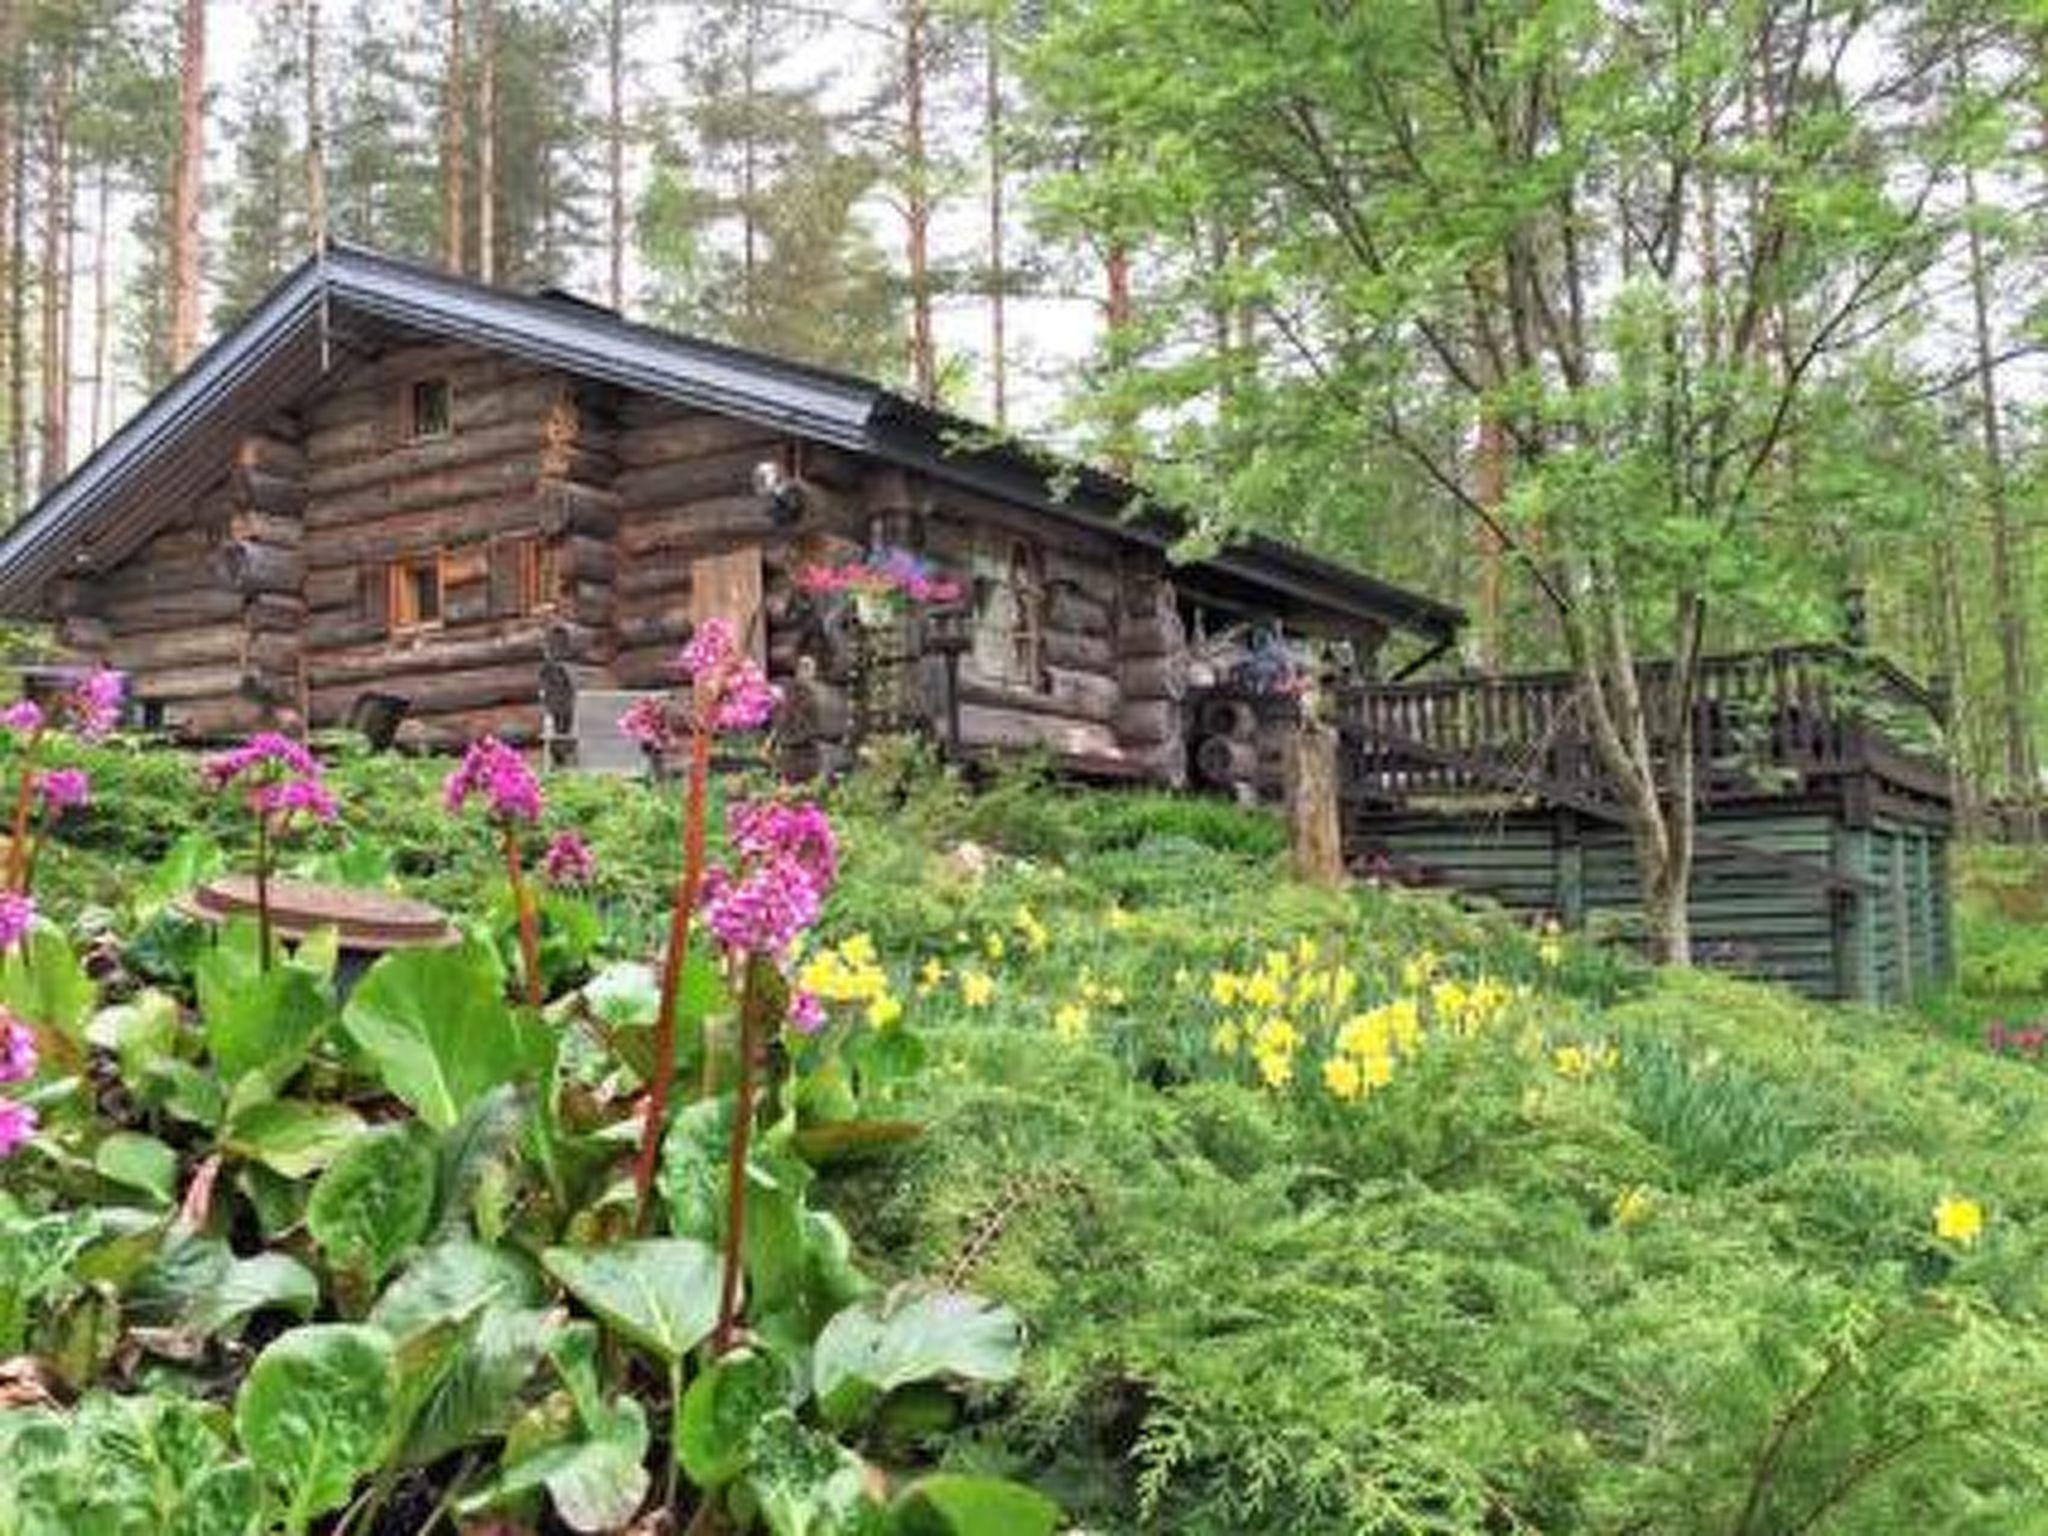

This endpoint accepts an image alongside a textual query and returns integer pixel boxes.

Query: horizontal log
[133,524,223,563]
[1198,698,1258,739]
[1043,547,1123,607]
[536,480,621,539]
[313,625,558,686]
[612,646,681,689]
[161,694,272,741]
[108,588,247,632]
[391,703,544,749]
[618,496,781,555]
[304,364,562,454]
[228,509,303,547]
[234,432,307,480]
[57,615,110,653]
[101,552,220,599]
[249,595,308,634]
[1042,630,1114,672]
[613,410,782,467]
[230,467,306,517]
[613,562,691,600]
[303,498,546,569]
[1116,700,1181,746]
[957,702,1119,761]
[308,419,558,498]
[305,612,388,649]
[1121,654,1187,701]
[959,665,1120,725]
[1119,609,1184,660]
[614,443,773,508]
[312,661,547,720]
[304,568,360,610]
[109,623,248,671]
[559,536,616,584]
[1122,735,1188,789]
[131,663,281,705]
[213,540,305,595]
[616,613,691,650]
[1046,585,1111,637]
[307,449,547,529]
[1195,734,1258,787]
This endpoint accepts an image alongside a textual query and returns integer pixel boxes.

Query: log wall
[57,423,309,738]
[296,344,612,747]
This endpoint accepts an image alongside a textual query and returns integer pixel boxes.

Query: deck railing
[1339,643,1951,810]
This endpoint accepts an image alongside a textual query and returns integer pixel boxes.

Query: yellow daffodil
[1322,1054,1363,1101]
[960,969,995,1008]
[1211,1020,1242,1055]
[866,994,903,1030]
[1243,972,1284,1010]
[1015,905,1050,954]
[1255,1049,1294,1088]
[1210,971,1241,1007]
[983,932,1007,962]
[1401,950,1440,991]
[1053,1002,1089,1041]
[1612,1186,1653,1227]
[918,957,946,994]
[1934,1195,1984,1247]
[841,933,877,967]
[1360,1052,1395,1091]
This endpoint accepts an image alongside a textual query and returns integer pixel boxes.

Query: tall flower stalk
[1,669,122,896]
[622,616,780,1231]
[201,734,337,970]
[444,737,546,1010]
[694,797,837,1352]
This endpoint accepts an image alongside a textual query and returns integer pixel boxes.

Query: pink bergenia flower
[66,668,125,740]
[542,832,595,886]
[677,618,782,733]
[444,736,543,823]
[618,695,681,754]
[698,797,838,958]
[203,732,321,789]
[0,892,35,952]
[256,776,339,824]
[0,1098,36,1158]
[0,1016,35,1085]
[33,768,89,813]
[0,700,42,736]
[789,989,826,1034]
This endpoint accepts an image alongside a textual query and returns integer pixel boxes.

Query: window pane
[411,378,452,439]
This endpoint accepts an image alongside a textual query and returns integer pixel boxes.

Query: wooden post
[1553,808,1584,928]
[1832,818,1877,1004]
[1284,724,1344,887]
[1891,831,1912,1004]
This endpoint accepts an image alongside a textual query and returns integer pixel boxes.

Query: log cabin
[0,241,1461,786]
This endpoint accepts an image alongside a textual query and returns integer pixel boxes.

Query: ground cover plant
[4,716,2048,1532]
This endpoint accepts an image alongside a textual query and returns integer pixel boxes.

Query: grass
[24,738,2048,1533]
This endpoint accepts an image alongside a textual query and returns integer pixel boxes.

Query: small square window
[410,377,453,440]
[389,553,443,630]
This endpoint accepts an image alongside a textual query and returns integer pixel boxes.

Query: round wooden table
[186,875,459,949]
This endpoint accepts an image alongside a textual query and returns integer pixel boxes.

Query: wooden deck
[1337,646,1954,1003]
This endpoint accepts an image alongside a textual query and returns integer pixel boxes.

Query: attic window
[389,552,443,630]
[410,377,453,440]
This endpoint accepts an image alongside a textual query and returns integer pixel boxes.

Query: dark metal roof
[0,240,1463,642]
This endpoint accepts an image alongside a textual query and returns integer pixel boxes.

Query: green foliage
[339,942,553,1130]
[234,1325,399,1532]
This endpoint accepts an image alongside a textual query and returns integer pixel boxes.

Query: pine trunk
[904,0,935,405]
[607,0,625,310]
[37,51,71,493]
[476,0,495,282]
[304,0,327,247]
[170,0,206,369]
[984,20,1005,427]
[0,0,14,513]
[1965,163,2036,838]
[441,0,466,273]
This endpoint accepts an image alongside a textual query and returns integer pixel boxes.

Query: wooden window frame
[388,551,445,633]
[1007,539,1050,694]
[513,535,559,616]
[409,376,454,441]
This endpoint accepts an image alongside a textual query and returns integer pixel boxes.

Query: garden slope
[39,743,2048,1534]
